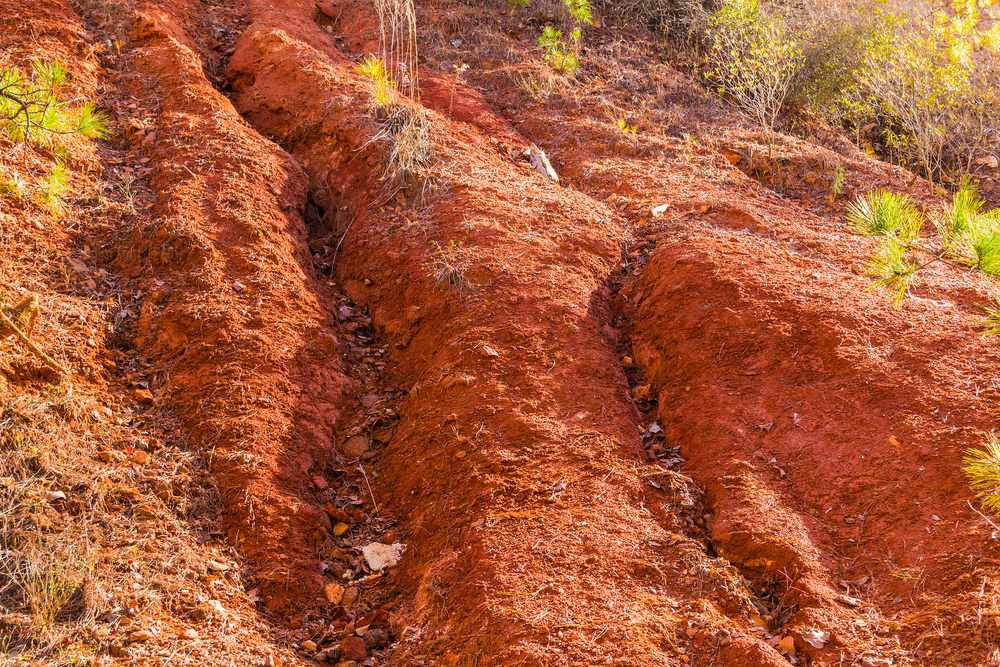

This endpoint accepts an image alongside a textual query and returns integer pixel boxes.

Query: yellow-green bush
[844,3,1000,181]
[704,0,803,138]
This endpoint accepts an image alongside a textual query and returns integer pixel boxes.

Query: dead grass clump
[381,104,431,181]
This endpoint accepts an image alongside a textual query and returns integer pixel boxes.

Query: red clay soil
[9,0,1000,663]
[111,1,354,613]
[398,6,1000,662]
[225,2,803,664]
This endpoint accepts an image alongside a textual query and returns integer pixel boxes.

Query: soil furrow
[105,2,354,614]
[216,4,801,663]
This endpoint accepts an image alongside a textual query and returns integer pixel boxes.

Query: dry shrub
[593,0,712,38]
[379,103,431,182]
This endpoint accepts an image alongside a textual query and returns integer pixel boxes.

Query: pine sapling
[965,435,1000,516]
[982,300,1000,338]
[36,161,69,216]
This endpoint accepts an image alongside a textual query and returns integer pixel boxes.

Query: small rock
[837,593,861,607]
[45,490,66,502]
[302,639,318,652]
[324,582,344,604]
[180,628,199,640]
[362,542,405,571]
[801,628,829,648]
[366,627,389,649]
[342,587,359,606]
[96,449,125,463]
[316,646,340,662]
[340,636,367,661]
[206,559,230,573]
[232,281,245,293]
[315,0,338,19]
[975,154,999,169]
[313,475,330,491]
[338,435,369,459]
[132,387,154,404]
[651,203,669,217]
[525,144,559,183]
[129,629,154,643]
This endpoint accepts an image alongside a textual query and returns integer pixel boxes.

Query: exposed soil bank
[623,216,1000,663]
[224,4,792,663]
[113,2,352,612]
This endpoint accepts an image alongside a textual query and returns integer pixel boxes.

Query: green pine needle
[964,436,1000,516]
[76,103,110,139]
[36,161,69,216]
[866,236,916,306]
[846,190,924,240]
[939,178,985,243]
[31,59,67,91]
[982,300,1000,338]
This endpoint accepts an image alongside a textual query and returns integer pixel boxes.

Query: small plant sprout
[939,178,986,242]
[35,161,69,216]
[1,169,27,200]
[846,190,925,305]
[431,240,466,288]
[846,190,924,239]
[865,236,917,306]
[538,26,583,76]
[936,180,1000,277]
[830,164,846,201]
[360,0,431,186]
[982,299,1000,338]
[355,55,397,108]
[0,60,108,145]
[536,0,592,77]
[965,435,1000,515]
[617,116,638,136]
[563,0,593,24]
[849,184,1000,314]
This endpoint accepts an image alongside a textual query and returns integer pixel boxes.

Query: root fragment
[0,295,68,374]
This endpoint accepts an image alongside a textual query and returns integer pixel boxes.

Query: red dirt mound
[113,2,353,612]
[225,4,796,663]
[623,210,1000,663]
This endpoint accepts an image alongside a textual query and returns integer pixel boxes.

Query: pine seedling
[964,435,1000,515]
[866,236,917,306]
[830,165,846,201]
[36,161,69,216]
[355,55,397,108]
[617,116,638,136]
[538,26,582,76]
[950,214,1000,276]
[939,178,985,243]
[0,170,27,201]
[982,300,1000,338]
[846,190,923,239]
[75,102,109,139]
[563,0,593,25]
